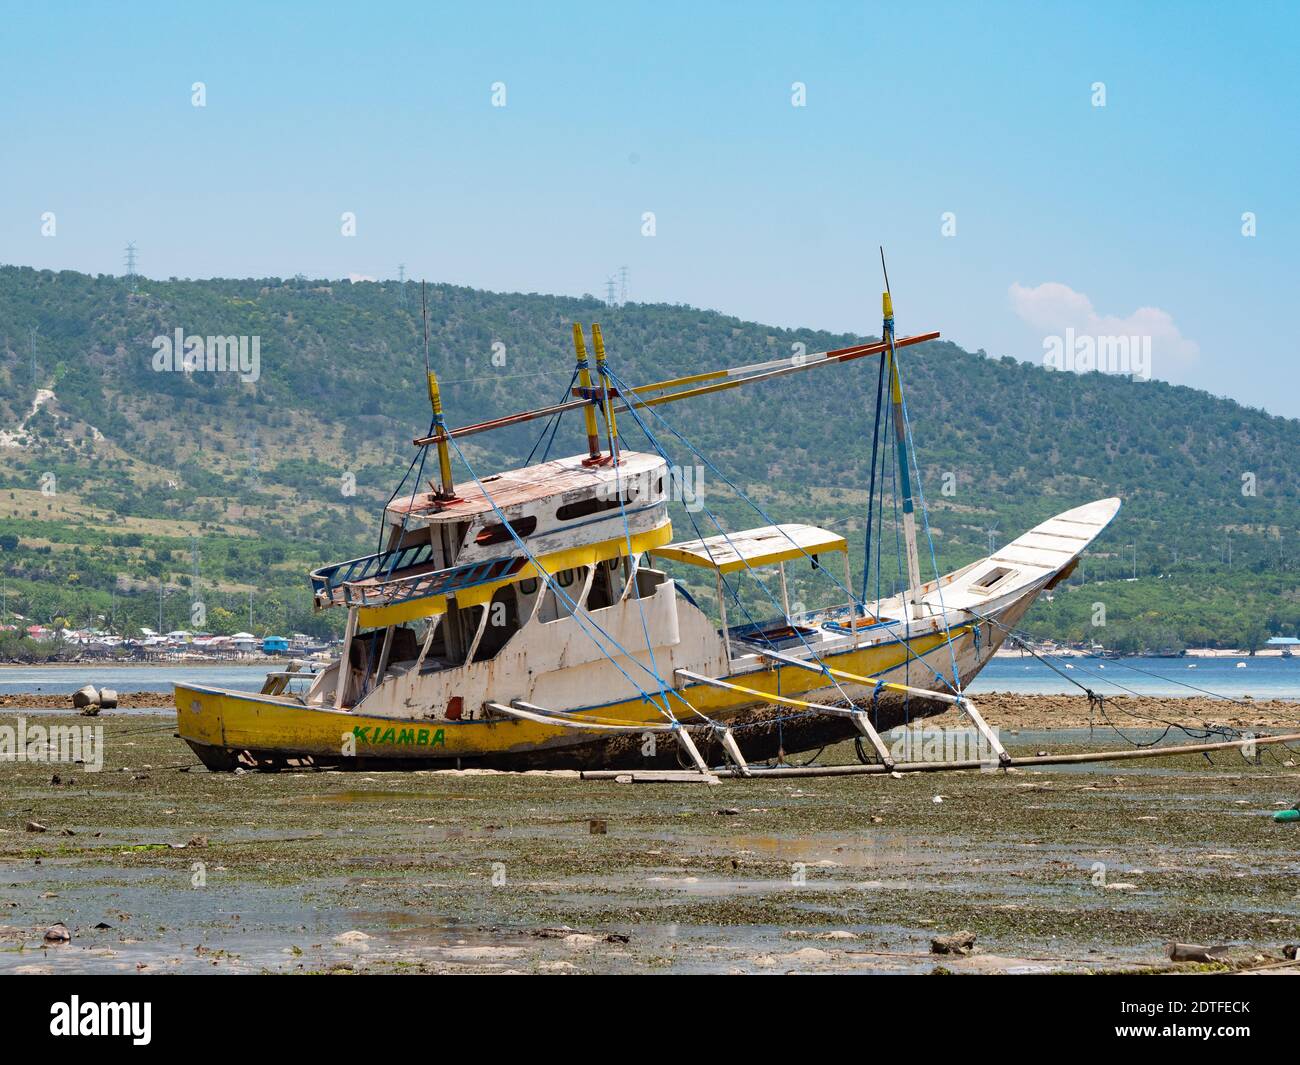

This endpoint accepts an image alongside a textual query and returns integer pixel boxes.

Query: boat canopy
[650,523,846,574]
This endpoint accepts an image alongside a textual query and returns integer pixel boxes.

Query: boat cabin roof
[386,450,666,524]
[651,523,846,574]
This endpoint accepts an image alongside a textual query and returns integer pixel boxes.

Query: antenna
[879,246,891,298]
[421,281,430,377]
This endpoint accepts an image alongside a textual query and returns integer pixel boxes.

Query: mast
[880,258,924,620]
[422,281,455,500]
[572,323,603,462]
[591,322,620,466]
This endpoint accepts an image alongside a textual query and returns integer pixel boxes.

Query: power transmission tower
[28,325,38,388]
[618,265,629,305]
[605,277,617,307]
[191,535,201,623]
[398,263,407,308]
[124,241,138,291]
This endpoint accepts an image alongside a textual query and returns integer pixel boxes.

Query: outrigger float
[178,271,1126,775]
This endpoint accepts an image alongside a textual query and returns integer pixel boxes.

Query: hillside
[1,264,1298,652]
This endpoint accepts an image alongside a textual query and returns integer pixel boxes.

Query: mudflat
[1,707,1297,974]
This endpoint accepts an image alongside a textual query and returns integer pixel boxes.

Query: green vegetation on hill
[1,264,1297,651]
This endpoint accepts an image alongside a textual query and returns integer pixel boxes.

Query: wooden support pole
[580,731,1300,780]
[674,726,711,774]
[718,727,751,776]
[334,607,358,709]
[957,697,1010,766]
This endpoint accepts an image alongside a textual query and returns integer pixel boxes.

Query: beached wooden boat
[176,283,1120,772]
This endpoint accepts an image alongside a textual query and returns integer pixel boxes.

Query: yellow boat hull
[175,626,984,771]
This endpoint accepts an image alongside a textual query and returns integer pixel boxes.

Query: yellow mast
[572,323,603,461]
[421,281,455,499]
[426,370,456,499]
[882,283,923,619]
[591,322,619,464]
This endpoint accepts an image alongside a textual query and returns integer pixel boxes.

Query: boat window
[472,586,520,662]
[539,566,590,623]
[474,515,537,546]
[973,566,1014,591]
[587,559,618,611]
[556,495,631,522]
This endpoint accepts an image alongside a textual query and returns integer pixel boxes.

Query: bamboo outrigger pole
[413,331,941,446]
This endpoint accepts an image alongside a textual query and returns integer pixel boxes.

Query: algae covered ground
[1,711,1298,974]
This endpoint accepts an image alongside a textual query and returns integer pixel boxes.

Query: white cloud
[1009,281,1198,381]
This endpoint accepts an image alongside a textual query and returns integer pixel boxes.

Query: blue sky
[2,1,1297,415]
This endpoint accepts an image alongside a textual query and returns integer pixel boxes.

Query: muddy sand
[1,708,1298,975]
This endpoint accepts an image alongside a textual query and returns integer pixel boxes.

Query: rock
[72,685,99,709]
[187,835,208,849]
[782,947,832,964]
[812,930,858,941]
[43,923,71,943]
[98,688,118,710]
[562,933,600,949]
[716,807,741,816]
[25,821,46,833]
[1167,942,1229,963]
[588,819,607,835]
[603,933,630,944]
[530,926,579,939]
[931,930,977,956]
[333,930,371,944]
